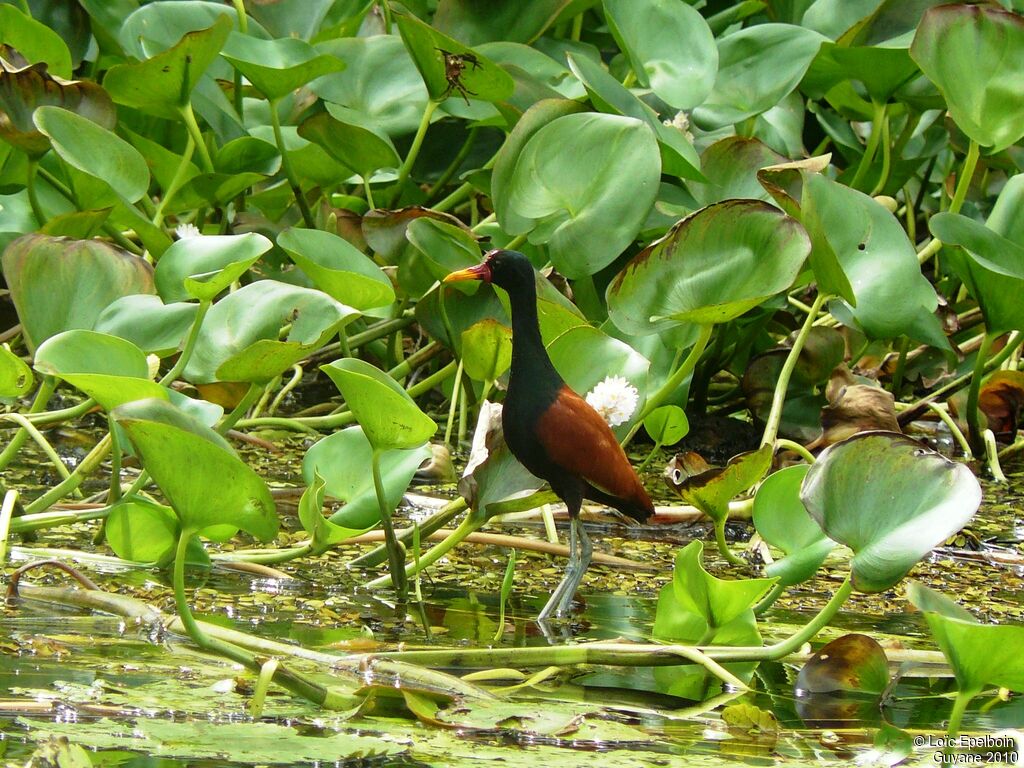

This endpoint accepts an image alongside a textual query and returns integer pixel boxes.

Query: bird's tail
[585,484,654,523]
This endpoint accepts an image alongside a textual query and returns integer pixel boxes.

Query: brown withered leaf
[818,369,899,448]
[976,370,1024,440]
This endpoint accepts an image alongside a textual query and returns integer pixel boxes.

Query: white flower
[585,376,639,427]
[175,222,201,240]
[662,111,694,143]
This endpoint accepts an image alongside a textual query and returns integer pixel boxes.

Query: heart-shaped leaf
[460,319,512,383]
[221,33,344,102]
[753,464,835,587]
[795,633,890,695]
[666,444,774,525]
[321,358,436,451]
[105,497,179,564]
[0,344,33,397]
[603,0,716,110]
[298,108,399,179]
[911,4,1024,151]
[154,233,272,303]
[94,295,200,358]
[297,471,368,553]
[278,227,395,311]
[606,200,810,334]
[33,106,150,203]
[112,398,278,541]
[501,112,660,278]
[302,427,430,532]
[1,234,154,353]
[801,432,981,593]
[643,405,689,446]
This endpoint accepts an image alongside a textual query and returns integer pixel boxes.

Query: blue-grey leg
[537,518,576,621]
[554,516,592,618]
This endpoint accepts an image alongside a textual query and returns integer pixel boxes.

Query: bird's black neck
[504,275,563,398]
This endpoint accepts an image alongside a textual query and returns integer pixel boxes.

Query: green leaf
[298,108,399,179]
[278,228,395,311]
[0,344,33,397]
[911,4,1024,151]
[221,33,345,102]
[1,233,154,353]
[95,295,199,357]
[395,11,514,104]
[643,405,689,446]
[908,583,1024,697]
[104,15,233,119]
[666,444,774,525]
[803,42,919,104]
[405,217,482,284]
[321,358,436,451]
[112,398,278,541]
[801,432,981,593]
[432,0,572,45]
[460,319,512,382]
[154,233,272,303]
[302,427,430,531]
[185,281,359,384]
[693,24,824,129]
[105,498,178,564]
[297,471,367,553]
[33,106,150,203]
[753,464,834,586]
[502,112,661,278]
[602,0,716,110]
[606,200,809,334]
[796,633,890,694]
[0,5,73,78]
[931,213,1024,282]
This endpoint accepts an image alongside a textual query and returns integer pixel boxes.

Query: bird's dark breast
[501,380,562,482]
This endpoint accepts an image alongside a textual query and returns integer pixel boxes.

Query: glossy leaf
[502,112,660,278]
[94,295,200,358]
[643,405,689,446]
[221,33,345,102]
[460,319,512,383]
[302,427,430,531]
[433,0,571,45]
[321,358,436,451]
[105,498,178,564]
[752,464,834,587]
[297,471,367,554]
[33,106,149,203]
[911,4,1024,151]
[0,5,73,78]
[278,228,395,311]
[606,200,810,334]
[666,444,773,526]
[603,0,716,110]
[801,432,981,593]
[1,234,154,352]
[112,398,278,541]
[796,633,890,695]
[104,15,232,119]
[405,217,481,284]
[0,344,33,397]
[298,108,399,179]
[185,281,359,384]
[803,42,919,104]
[154,233,272,303]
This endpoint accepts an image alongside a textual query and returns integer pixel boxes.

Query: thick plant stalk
[372,448,408,599]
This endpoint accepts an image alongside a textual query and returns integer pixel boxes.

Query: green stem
[434,180,473,213]
[217,383,261,434]
[231,0,247,119]
[363,177,376,210]
[0,490,18,565]
[752,581,787,616]
[366,512,479,590]
[927,403,972,460]
[444,359,464,446]
[390,100,438,206]
[761,292,830,448]
[965,332,994,455]
[179,102,214,173]
[106,415,122,505]
[948,139,980,216]
[426,128,478,202]
[26,158,45,224]
[850,101,886,191]
[24,434,113,514]
[626,324,714,444]
[153,135,196,228]
[0,376,56,472]
[372,448,408,599]
[159,300,211,386]
[891,335,910,397]
[268,98,316,228]
[869,107,892,196]
[713,518,745,566]
[269,364,303,415]
[946,690,974,739]
[350,496,467,568]
[983,429,1007,483]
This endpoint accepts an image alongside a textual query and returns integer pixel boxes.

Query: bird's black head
[443,249,536,292]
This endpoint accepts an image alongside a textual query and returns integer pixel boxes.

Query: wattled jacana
[444,250,654,619]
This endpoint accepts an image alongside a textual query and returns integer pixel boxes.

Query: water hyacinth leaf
[432,0,572,45]
[105,498,178,564]
[0,344,33,397]
[930,214,1024,282]
[693,24,824,129]
[666,444,774,526]
[908,583,1024,698]
[298,108,399,179]
[185,281,359,384]
[795,633,890,695]
[460,319,512,383]
[33,107,149,202]
[321,358,436,451]
[911,4,1024,152]
[802,173,942,344]
[220,33,344,102]
[94,295,200,358]
[643,405,689,447]
[691,136,785,206]
[653,540,775,642]
[214,136,280,176]
[0,60,115,158]
[154,233,272,303]
[395,11,514,104]
[39,209,113,240]
[503,112,660,278]
[297,471,369,553]
[752,464,835,586]
[311,36,428,137]
[802,42,919,104]
[166,171,268,214]
[112,398,278,542]
[606,200,810,335]
[363,207,469,262]
[603,0,717,110]
[801,432,982,593]
[1,234,154,352]
[278,228,395,311]
[103,15,232,119]
[405,217,481,284]
[302,427,431,530]
[0,5,73,78]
